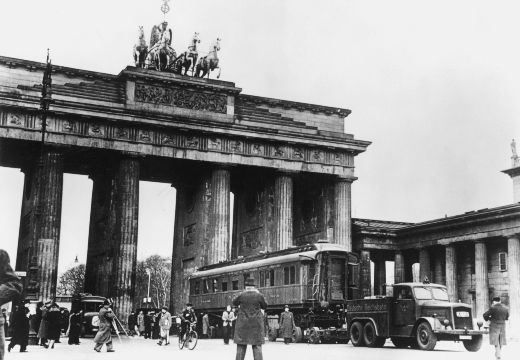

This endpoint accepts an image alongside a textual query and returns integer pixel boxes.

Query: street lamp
[145,268,151,307]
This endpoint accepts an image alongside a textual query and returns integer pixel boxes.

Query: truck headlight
[443,319,450,327]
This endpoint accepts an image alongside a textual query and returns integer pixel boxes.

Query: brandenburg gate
[0,55,370,320]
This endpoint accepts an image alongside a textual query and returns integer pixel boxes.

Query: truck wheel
[363,322,385,348]
[350,321,364,347]
[293,327,303,343]
[415,322,437,351]
[463,335,483,352]
[391,337,410,348]
[268,329,278,342]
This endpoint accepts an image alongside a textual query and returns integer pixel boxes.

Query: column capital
[334,175,357,183]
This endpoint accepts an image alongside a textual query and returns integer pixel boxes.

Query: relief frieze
[134,83,227,114]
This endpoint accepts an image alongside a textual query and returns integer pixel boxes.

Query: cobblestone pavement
[4,337,518,360]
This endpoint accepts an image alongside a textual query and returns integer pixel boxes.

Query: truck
[345,282,488,351]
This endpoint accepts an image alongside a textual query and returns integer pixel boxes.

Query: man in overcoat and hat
[0,249,22,360]
[232,278,267,360]
[483,296,509,360]
[279,305,296,344]
[93,299,115,353]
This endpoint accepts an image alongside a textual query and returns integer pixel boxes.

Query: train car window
[203,279,209,294]
[189,280,194,295]
[232,280,239,290]
[222,281,228,291]
[194,281,200,295]
[212,279,218,293]
[260,271,265,287]
[284,267,290,285]
[269,270,275,286]
[243,273,250,288]
[290,266,296,284]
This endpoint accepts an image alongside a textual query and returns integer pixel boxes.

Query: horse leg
[216,66,221,79]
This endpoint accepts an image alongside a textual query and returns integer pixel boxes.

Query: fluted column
[274,173,293,251]
[373,255,386,296]
[33,150,64,302]
[508,236,520,337]
[333,178,352,250]
[394,251,405,284]
[208,167,230,264]
[433,248,445,285]
[475,241,489,318]
[112,158,140,324]
[359,250,372,297]
[445,245,458,302]
[419,248,431,282]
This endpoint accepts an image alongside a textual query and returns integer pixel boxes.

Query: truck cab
[345,282,488,351]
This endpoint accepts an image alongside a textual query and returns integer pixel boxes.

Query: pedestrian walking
[144,311,152,339]
[232,278,267,360]
[202,312,209,338]
[222,305,235,345]
[157,307,172,346]
[137,310,144,336]
[128,311,136,336]
[231,306,237,338]
[483,296,509,360]
[0,250,22,360]
[67,310,82,345]
[37,302,51,347]
[46,303,62,349]
[152,311,160,339]
[93,299,115,353]
[279,305,296,344]
[179,303,197,341]
[7,301,29,353]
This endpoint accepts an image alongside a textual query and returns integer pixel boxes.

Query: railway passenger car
[188,241,359,340]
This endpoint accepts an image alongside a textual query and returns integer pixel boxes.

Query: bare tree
[135,255,171,309]
[57,264,85,296]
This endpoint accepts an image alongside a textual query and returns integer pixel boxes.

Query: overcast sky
[0,0,518,273]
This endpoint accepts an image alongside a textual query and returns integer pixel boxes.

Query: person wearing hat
[37,301,51,348]
[179,303,197,342]
[7,300,30,353]
[279,305,296,344]
[232,278,267,360]
[483,296,509,360]
[93,299,115,353]
[157,306,172,346]
[222,305,235,344]
[0,250,22,360]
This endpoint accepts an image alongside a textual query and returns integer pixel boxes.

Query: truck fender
[415,317,442,332]
[349,317,381,336]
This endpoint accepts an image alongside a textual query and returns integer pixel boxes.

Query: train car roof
[191,242,354,279]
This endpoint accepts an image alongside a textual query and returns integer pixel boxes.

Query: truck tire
[390,337,411,348]
[293,327,303,343]
[363,322,385,348]
[268,329,278,342]
[463,335,483,352]
[350,321,364,347]
[415,322,437,351]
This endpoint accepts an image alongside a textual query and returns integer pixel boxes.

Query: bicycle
[178,322,198,350]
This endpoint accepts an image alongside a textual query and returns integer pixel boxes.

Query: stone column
[419,248,431,282]
[445,245,458,302]
[373,255,386,296]
[433,248,445,285]
[333,178,352,250]
[394,251,405,284]
[111,158,140,324]
[208,167,230,264]
[274,172,293,251]
[359,250,371,297]
[475,241,490,318]
[508,236,520,337]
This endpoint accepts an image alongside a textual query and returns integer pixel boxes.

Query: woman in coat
[279,305,296,344]
[46,303,62,349]
[37,302,51,347]
[221,305,235,344]
[157,307,172,345]
[137,311,145,336]
[7,302,30,352]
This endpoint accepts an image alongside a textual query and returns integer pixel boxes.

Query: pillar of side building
[34,149,64,302]
[84,169,116,296]
[359,250,371,297]
[334,178,352,250]
[373,255,386,296]
[508,236,520,338]
[274,172,293,251]
[208,167,231,264]
[445,245,458,302]
[394,251,405,284]
[111,158,140,324]
[419,248,431,282]
[475,241,490,318]
[433,248,445,285]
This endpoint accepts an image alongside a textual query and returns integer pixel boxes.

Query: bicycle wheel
[178,334,185,350]
[187,330,198,350]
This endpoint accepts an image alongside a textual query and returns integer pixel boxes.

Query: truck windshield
[413,287,449,301]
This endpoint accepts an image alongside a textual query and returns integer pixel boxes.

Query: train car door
[329,257,346,301]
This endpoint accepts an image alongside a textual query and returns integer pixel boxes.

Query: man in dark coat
[483,296,509,360]
[67,310,82,345]
[93,300,115,352]
[7,302,29,353]
[279,305,296,344]
[127,311,136,336]
[232,278,267,360]
[0,249,22,360]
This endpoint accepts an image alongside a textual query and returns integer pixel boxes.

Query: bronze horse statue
[172,32,200,75]
[195,38,221,79]
[133,26,148,68]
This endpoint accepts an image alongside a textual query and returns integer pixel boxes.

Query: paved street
[4,337,518,360]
